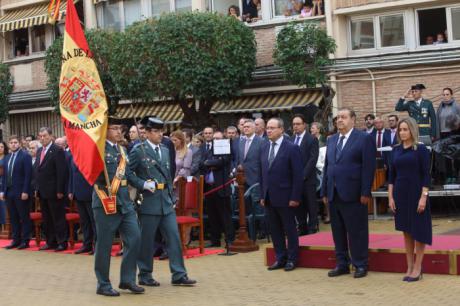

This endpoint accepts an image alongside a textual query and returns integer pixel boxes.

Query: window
[124,0,142,26]
[380,15,404,47]
[272,0,323,18]
[351,18,374,50]
[152,0,170,17]
[13,29,29,57]
[349,13,405,51]
[175,0,192,12]
[417,8,447,45]
[242,0,261,22]
[452,8,460,41]
[101,0,122,31]
[211,0,239,16]
[31,25,46,53]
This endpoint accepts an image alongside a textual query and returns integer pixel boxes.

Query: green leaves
[274,22,336,88]
[44,12,256,126]
[0,63,13,123]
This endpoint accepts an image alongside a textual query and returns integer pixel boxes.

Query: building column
[84,0,98,29]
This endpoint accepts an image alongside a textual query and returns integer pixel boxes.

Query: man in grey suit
[183,128,201,177]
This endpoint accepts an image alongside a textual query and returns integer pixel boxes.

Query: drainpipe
[364,68,377,116]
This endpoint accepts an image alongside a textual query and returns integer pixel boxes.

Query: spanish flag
[59,0,108,185]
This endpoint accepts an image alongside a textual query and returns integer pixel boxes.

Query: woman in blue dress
[388,117,432,282]
[0,141,8,228]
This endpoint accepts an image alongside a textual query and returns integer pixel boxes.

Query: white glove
[143,181,156,193]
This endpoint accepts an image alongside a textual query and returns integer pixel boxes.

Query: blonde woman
[170,131,193,183]
[388,117,432,282]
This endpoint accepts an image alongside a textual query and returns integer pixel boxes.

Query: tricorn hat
[411,84,426,90]
[140,116,164,130]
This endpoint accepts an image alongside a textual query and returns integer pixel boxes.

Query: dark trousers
[41,198,68,246]
[330,190,369,269]
[76,200,96,248]
[266,204,299,263]
[206,193,234,244]
[6,195,32,244]
[296,181,318,233]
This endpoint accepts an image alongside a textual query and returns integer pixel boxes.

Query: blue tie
[294,136,301,146]
[335,135,345,162]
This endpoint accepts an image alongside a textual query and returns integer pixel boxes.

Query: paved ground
[1,217,460,306]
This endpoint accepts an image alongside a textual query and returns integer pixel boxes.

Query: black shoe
[268,261,286,271]
[205,242,221,248]
[159,252,168,260]
[4,242,20,249]
[354,267,368,278]
[171,276,197,286]
[328,267,350,277]
[139,279,160,287]
[17,242,30,250]
[119,283,145,294]
[74,246,92,254]
[284,261,296,271]
[55,243,68,252]
[96,288,120,297]
[39,244,57,251]
[116,250,123,257]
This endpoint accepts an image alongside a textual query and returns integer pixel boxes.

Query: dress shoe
[55,244,68,252]
[171,276,197,286]
[96,288,120,297]
[4,242,20,249]
[284,261,296,271]
[74,246,92,254]
[119,283,145,294]
[267,261,286,271]
[39,244,57,251]
[139,279,160,287]
[354,267,368,278]
[116,250,123,256]
[17,242,30,250]
[328,267,350,277]
[159,251,169,260]
[406,271,423,282]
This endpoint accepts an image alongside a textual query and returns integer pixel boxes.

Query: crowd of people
[1,82,455,293]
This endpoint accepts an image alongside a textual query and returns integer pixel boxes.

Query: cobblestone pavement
[1,218,460,306]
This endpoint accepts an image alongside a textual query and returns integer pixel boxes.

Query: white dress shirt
[293,130,306,146]
[269,136,284,160]
[337,128,354,148]
[147,139,162,160]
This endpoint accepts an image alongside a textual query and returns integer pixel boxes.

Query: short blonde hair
[397,117,419,149]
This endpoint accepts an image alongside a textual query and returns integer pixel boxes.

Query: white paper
[213,139,231,155]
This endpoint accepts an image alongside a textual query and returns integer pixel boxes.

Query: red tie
[377,131,382,157]
[40,148,46,164]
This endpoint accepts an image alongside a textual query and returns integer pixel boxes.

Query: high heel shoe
[402,276,410,281]
[406,271,423,282]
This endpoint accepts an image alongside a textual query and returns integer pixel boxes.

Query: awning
[211,90,323,114]
[0,1,67,32]
[116,102,183,123]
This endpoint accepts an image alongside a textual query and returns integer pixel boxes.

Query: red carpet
[265,232,460,275]
[0,240,223,258]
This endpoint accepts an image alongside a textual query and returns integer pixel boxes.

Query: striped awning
[211,90,323,114]
[0,1,67,32]
[116,102,183,123]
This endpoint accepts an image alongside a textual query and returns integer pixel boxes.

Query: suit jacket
[34,143,67,200]
[128,142,175,215]
[203,145,232,198]
[259,137,303,207]
[190,145,202,177]
[383,129,397,147]
[238,135,263,187]
[291,132,319,185]
[1,149,32,198]
[321,129,376,203]
[69,156,93,202]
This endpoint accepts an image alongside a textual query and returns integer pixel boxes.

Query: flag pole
[103,152,112,197]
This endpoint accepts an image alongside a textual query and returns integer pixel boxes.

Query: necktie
[244,139,251,159]
[206,143,211,152]
[7,152,17,187]
[268,142,276,167]
[294,136,301,146]
[154,146,161,161]
[113,144,119,152]
[335,135,345,162]
[39,147,46,164]
[377,131,382,157]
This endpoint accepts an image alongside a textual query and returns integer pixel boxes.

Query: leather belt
[121,180,127,186]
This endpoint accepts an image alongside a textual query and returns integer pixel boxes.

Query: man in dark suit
[373,117,389,169]
[202,129,234,247]
[291,114,320,235]
[383,115,399,170]
[183,128,202,177]
[363,114,375,134]
[255,118,268,140]
[35,127,68,252]
[238,119,264,189]
[321,108,376,278]
[0,135,33,249]
[69,155,96,254]
[260,118,303,272]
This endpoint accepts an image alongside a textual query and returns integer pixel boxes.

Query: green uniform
[128,141,187,282]
[395,98,437,138]
[92,142,141,291]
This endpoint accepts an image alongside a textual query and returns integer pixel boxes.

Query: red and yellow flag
[59,0,107,185]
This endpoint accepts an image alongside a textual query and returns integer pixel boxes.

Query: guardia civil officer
[128,117,196,287]
[92,116,144,296]
[395,84,437,140]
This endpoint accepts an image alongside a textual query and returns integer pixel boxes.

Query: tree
[0,63,13,123]
[115,12,257,128]
[274,22,336,88]
[44,29,123,114]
